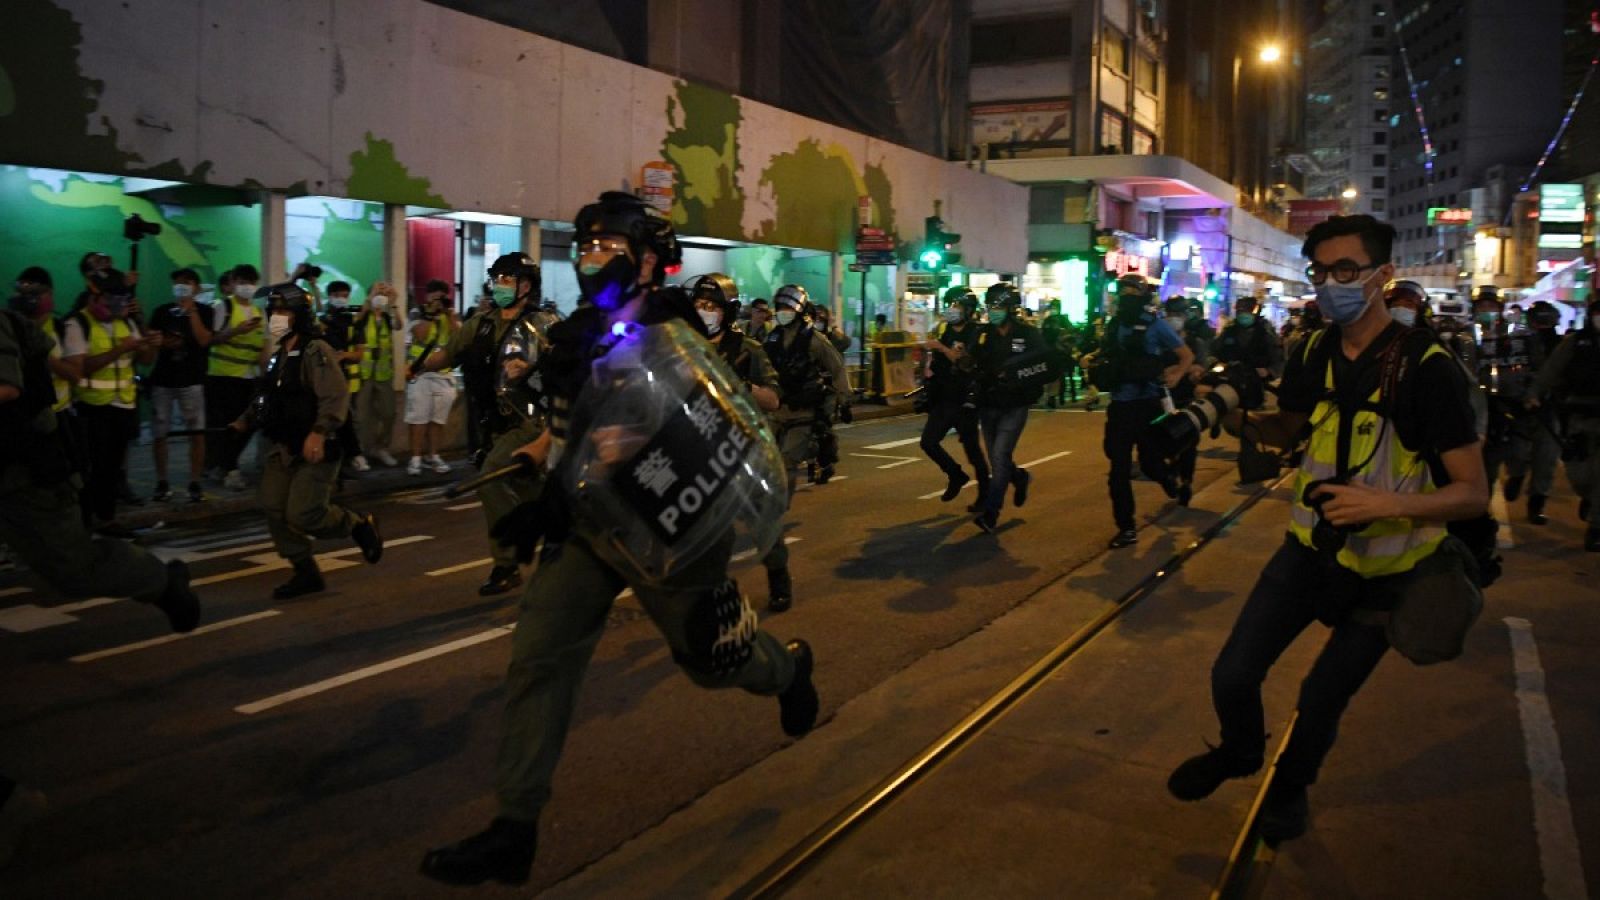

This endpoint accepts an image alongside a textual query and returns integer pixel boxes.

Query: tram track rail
[727,472,1295,899]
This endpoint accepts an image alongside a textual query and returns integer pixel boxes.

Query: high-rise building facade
[1304,0,1393,217]
[1388,0,1563,288]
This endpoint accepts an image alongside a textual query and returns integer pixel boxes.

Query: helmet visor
[572,235,633,275]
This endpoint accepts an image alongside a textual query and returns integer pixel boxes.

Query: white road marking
[917,451,1072,499]
[1504,617,1588,900]
[795,476,849,492]
[57,597,123,614]
[0,586,33,599]
[161,527,271,550]
[1492,492,1517,549]
[152,541,277,564]
[0,605,79,633]
[191,535,433,587]
[446,501,483,511]
[850,452,923,470]
[863,436,922,450]
[70,611,284,663]
[427,558,493,577]
[235,626,515,715]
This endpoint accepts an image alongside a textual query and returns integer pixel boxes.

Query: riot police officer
[1091,275,1193,548]
[233,283,382,598]
[971,282,1050,533]
[1529,297,1600,551]
[1214,294,1282,381]
[1472,286,1543,511]
[416,252,549,596]
[318,280,369,472]
[920,286,989,506]
[760,284,850,608]
[1524,300,1566,525]
[420,191,817,886]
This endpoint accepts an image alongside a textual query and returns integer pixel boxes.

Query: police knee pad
[672,578,759,681]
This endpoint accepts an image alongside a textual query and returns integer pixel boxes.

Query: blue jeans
[979,404,1029,516]
[1210,538,1391,786]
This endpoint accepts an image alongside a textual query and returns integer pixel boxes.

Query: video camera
[123,214,161,243]
[1147,361,1269,462]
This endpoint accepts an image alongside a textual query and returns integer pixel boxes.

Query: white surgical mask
[172,284,194,300]
[268,314,293,339]
[371,295,390,311]
[329,294,350,307]
[1389,307,1418,328]
[775,309,797,327]
[698,309,722,334]
[943,307,964,323]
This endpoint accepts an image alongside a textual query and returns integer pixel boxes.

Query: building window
[1375,66,1390,79]
[1136,55,1159,94]
[971,14,1073,65]
[1132,127,1156,155]
[1373,153,1387,166]
[1373,108,1388,122]
[1103,25,1128,74]
[1374,131,1387,145]
[1099,106,1127,152]
[1372,198,1386,212]
[1373,87,1389,101]
[1371,24,1385,38]
[1372,176,1386,189]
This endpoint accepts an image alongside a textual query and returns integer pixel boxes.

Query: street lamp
[1341,186,1359,200]
[1227,39,1288,303]
[1259,44,1283,63]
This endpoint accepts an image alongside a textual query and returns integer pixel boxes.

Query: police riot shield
[496,315,546,424]
[561,318,787,587]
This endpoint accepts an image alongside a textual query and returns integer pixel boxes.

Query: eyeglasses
[571,235,632,272]
[1305,259,1380,285]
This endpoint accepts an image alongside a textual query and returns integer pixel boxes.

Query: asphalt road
[0,407,1242,898]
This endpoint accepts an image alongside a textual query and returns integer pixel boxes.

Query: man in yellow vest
[404,279,460,475]
[352,281,401,467]
[206,264,265,491]
[1167,216,1488,843]
[60,269,159,536]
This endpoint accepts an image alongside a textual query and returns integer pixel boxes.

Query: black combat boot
[767,567,794,612]
[273,558,325,599]
[941,470,970,502]
[420,817,538,886]
[1503,474,1525,502]
[779,640,818,737]
[351,513,383,563]
[1167,743,1263,801]
[478,565,522,597]
[1527,494,1549,526]
[155,560,201,633]
[1259,780,1310,845]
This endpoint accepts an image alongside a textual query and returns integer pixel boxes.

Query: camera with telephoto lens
[295,263,323,280]
[123,213,161,242]
[1147,361,1268,462]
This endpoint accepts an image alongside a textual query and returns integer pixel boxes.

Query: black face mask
[576,254,642,311]
[1116,296,1147,324]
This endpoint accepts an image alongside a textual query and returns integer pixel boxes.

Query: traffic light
[1202,279,1219,302]
[921,215,962,272]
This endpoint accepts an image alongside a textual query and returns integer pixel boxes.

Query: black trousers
[1210,538,1391,786]
[1103,397,1170,530]
[77,403,138,523]
[205,375,257,471]
[920,398,989,492]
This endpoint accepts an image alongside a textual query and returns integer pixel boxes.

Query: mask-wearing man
[970,282,1054,534]
[403,279,461,476]
[229,283,382,599]
[1171,215,1486,845]
[206,263,266,491]
[351,282,401,469]
[1471,286,1543,510]
[316,280,371,473]
[1094,276,1194,548]
[920,286,991,505]
[147,268,215,504]
[421,191,818,886]
[1215,295,1282,384]
[415,254,549,596]
[747,297,772,341]
[59,268,159,535]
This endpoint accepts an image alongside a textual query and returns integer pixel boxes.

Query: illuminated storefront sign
[1426,207,1472,226]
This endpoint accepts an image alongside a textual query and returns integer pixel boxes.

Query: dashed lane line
[191,535,434,587]
[862,437,922,451]
[234,626,515,715]
[916,451,1073,500]
[446,501,483,511]
[427,558,493,578]
[0,587,33,599]
[1504,617,1589,900]
[70,611,284,663]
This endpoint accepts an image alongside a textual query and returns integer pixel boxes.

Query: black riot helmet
[571,191,682,310]
[944,285,980,312]
[263,282,316,335]
[984,281,1021,310]
[687,272,740,317]
[1114,274,1154,323]
[488,252,541,307]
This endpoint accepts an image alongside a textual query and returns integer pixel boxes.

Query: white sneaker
[374,449,399,467]
[350,455,372,472]
[406,456,423,476]
[223,469,248,491]
[429,455,451,474]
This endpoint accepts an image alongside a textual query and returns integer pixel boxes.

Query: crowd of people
[5,203,1600,877]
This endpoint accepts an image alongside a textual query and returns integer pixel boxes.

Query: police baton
[444,457,535,499]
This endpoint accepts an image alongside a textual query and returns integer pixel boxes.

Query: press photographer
[1167,215,1488,846]
[1086,274,1193,549]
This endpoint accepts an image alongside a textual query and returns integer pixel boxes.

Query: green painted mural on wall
[662,80,746,240]
[347,134,447,208]
[0,166,259,313]
[288,199,385,300]
[755,140,869,253]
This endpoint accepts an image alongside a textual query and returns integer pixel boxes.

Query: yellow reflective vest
[359,311,395,385]
[76,317,138,407]
[407,315,455,374]
[209,296,264,378]
[1288,330,1450,577]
